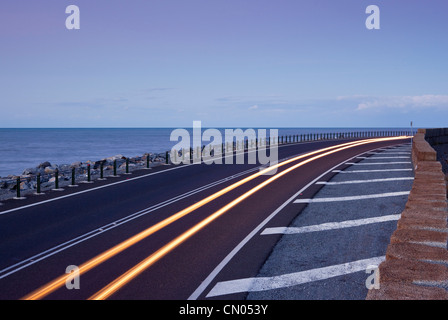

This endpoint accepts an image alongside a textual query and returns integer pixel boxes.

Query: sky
[0,0,447,128]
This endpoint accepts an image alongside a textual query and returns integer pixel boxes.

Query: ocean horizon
[0,127,414,177]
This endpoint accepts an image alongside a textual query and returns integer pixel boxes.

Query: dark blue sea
[0,127,413,177]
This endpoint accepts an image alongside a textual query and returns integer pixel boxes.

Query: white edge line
[0,149,325,278]
[0,164,192,216]
[187,143,406,300]
[0,164,270,278]
[0,141,326,217]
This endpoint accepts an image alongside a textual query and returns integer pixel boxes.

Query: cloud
[248,105,259,110]
[336,95,448,111]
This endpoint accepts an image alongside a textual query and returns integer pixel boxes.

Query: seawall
[366,128,448,300]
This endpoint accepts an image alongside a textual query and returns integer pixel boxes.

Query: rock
[20,181,30,190]
[105,154,124,162]
[44,167,54,174]
[38,161,51,169]
[94,160,107,169]
[58,164,71,172]
[71,161,82,168]
[22,168,37,175]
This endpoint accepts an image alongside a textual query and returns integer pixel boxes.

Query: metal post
[16,177,20,199]
[53,168,64,190]
[37,173,41,194]
[55,168,59,189]
[69,167,78,187]
[87,164,91,181]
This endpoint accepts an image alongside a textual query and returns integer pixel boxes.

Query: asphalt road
[0,136,411,301]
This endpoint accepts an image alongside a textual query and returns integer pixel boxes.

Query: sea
[0,127,414,178]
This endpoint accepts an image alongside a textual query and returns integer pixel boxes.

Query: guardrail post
[36,173,42,194]
[87,164,91,181]
[16,177,21,199]
[55,168,59,189]
[113,159,118,177]
[69,167,78,187]
[52,168,64,191]
[99,162,107,180]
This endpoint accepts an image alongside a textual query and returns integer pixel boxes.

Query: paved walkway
[207,143,414,299]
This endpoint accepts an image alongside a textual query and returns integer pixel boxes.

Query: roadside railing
[0,130,415,201]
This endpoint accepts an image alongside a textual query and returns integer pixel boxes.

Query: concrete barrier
[366,128,448,300]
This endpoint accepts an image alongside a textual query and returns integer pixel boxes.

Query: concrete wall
[366,129,448,300]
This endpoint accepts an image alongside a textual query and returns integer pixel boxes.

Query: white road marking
[0,142,298,217]
[206,256,385,297]
[0,165,269,279]
[187,144,396,300]
[356,156,410,159]
[294,191,410,203]
[333,169,412,173]
[261,214,401,235]
[315,177,414,185]
[344,162,411,165]
[367,152,410,155]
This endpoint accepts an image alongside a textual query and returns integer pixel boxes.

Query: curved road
[0,136,411,301]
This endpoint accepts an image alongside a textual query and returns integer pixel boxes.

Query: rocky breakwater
[366,128,448,300]
[0,152,167,202]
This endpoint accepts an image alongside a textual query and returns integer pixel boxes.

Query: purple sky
[1,0,448,128]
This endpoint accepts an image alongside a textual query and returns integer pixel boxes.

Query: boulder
[44,167,54,174]
[71,161,82,168]
[22,168,37,175]
[37,161,52,169]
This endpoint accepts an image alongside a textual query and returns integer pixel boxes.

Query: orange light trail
[22,136,409,300]
[88,136,409,300]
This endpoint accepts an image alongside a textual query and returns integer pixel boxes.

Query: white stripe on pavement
[333,169,412,173]
[206,256,385,297]
[344,162,411,165]
[293,191,410,203]
[356,156,410,159]
[315,177,414,185]
[261,214,401,235]
[367,152,410,155]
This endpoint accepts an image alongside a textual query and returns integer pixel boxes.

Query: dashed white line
[293,191,410,203]
[206,256,385,297]
[260,214,401,235]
